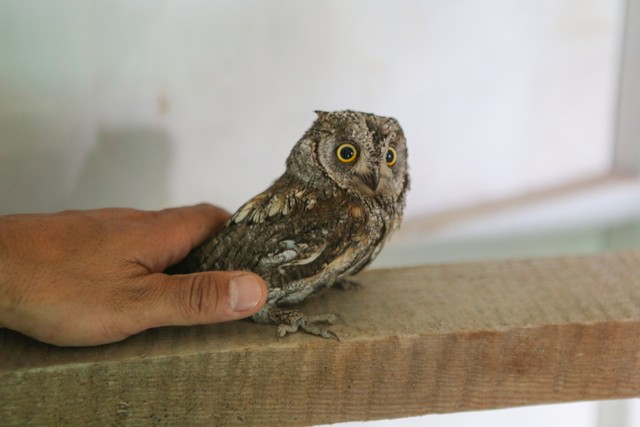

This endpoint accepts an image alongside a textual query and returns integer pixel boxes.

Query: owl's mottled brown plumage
[170,110,410,338]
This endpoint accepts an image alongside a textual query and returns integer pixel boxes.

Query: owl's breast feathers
[175,178,394,292]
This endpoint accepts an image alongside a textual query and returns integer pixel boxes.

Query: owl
[169,110,409,339]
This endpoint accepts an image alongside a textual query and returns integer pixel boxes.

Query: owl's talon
[277,323,299,338]
[315,327,340,341]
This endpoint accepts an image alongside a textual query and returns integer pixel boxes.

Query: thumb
[138,271,268,328]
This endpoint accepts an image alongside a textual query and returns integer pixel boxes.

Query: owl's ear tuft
[314,110,330,120]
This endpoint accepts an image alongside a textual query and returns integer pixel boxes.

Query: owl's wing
[192,181,371,296]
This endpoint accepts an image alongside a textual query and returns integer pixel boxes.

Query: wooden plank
[2,251,640,426]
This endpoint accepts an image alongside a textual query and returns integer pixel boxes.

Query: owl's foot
[253,305,339,339]
[277,311,339,340]
[335,278,362,291]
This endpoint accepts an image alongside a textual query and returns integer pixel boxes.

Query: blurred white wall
[0,0,624,218]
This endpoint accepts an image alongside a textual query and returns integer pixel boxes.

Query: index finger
[144,203,231,271]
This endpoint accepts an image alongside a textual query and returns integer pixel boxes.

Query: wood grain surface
[2,251,640,426]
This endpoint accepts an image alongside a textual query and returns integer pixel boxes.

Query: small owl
[170,110,409,338]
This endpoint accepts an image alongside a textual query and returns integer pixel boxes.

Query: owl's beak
[360,169,380,192]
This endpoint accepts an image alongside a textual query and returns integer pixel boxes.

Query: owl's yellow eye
[336,143,358,163]
[386,147,397,167]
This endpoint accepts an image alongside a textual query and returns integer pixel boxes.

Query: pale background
[0,0,623,217]
[1,1,639,426]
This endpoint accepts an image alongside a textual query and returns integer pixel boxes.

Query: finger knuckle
[181,275,217,319]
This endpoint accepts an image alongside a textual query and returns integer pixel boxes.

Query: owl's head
[289,110,409,202]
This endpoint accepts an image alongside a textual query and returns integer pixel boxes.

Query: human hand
[0,204,267,346]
